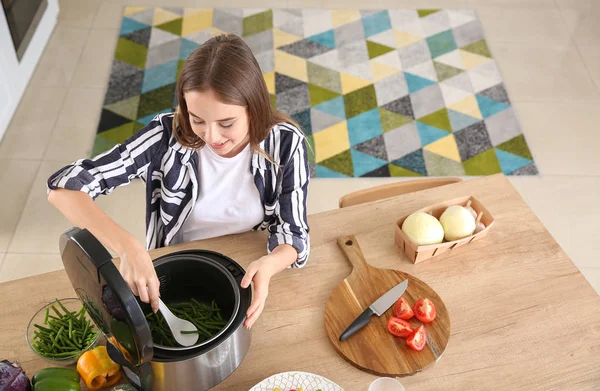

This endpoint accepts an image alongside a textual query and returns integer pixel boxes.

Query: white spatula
[158,298,199,347]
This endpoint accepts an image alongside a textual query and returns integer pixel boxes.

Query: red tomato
[393,297,414,320]
[386,317,414,338]
[414,298,436,323]
[406,325,427,351]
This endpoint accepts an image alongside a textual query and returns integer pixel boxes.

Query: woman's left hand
[240,256,276,329]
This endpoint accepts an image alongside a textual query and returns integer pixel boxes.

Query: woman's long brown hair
[173,33,297,154]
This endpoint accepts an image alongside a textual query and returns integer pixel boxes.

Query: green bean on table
[31,298,99,358]
[146,299,226,347]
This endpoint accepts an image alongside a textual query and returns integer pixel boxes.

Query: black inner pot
[138,252,242,352]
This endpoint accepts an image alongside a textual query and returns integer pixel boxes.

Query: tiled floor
[0,0,599,296]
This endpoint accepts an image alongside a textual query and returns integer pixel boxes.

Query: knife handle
[339,307,375,342]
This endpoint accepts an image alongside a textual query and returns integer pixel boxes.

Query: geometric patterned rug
[94,7,538,177]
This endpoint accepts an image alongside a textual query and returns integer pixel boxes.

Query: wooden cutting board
[324,236,451,377]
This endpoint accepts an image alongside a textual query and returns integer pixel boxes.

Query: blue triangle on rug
[313,96,346,119]
[391,149,427,176]
[417,122,449,146]
[405,72,437,93]
[351,149,388,177]
[307,30,336,49]
[180,38,200,60]
[448,109,480,131]
[316,164,349,178]
[476,94,510,118]
[495,148,532,174]
[120,17,150,36]
[141,60,179,93]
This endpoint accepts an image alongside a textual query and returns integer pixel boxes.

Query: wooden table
[1,174,599,390]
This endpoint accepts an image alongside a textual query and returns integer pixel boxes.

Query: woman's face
[184,89,250,158]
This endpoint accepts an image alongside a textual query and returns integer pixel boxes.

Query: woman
[47,33,310,329]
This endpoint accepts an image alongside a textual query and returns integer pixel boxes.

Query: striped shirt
[47,113,311,267]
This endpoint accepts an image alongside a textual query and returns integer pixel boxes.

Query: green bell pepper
[33,377,81,391]
[32,368,80,386]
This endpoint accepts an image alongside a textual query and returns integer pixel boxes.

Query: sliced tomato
[386,317,414,338]
[414,298,436,323]
[406,325,427,351]
[393,297,414,320]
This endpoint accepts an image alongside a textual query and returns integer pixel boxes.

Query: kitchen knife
[339,279,408,342]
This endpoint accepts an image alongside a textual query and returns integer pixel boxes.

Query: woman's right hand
[118,239,160,313]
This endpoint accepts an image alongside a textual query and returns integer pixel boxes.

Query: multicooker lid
[59,227,250,389]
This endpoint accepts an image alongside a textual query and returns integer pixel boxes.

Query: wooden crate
[395,196,495,264]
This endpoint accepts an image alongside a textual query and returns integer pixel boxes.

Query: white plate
[249,371,345,391]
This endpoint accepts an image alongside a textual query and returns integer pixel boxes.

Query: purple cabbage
[102,285,126,321]
[0,360,31,391]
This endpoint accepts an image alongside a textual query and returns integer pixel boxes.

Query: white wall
[0,0,59,140]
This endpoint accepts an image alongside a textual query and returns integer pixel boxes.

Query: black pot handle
[226,263,242,278]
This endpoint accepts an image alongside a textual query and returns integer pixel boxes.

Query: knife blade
[339,279,408,342]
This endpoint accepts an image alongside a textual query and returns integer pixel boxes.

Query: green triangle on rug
[434,61,463,82]
[389,164,422,177]
[309,84,340,106]
[105,96,141,121]
[418,9,440,18]
[92,136,118,157]
[177,59,186,78]
[461,39,492,58]
[463,149,502,175]
[243,10,273,37]
[306,134,316,163]
[379,108,413,133]
[367,40,395,59]
[418,108,452,132]
[115,37,148,69]
[423,150,466,176]
[133,121,146,133]
[156,18,183,36]
[496,134,533,160]
[99,121,136,144]
[319,149,354,177]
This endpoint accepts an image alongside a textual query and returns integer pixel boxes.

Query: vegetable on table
[413,299,436,323]
[146,299,226,347]
[31,299,99,359]
[0,360,32,391]
[401,212,444,245]
[392,297,414,320]
[76,346,121,391]
[406,325,427,351]
[31,377,80,391]
[386,317,414,338]
[31,368,80,387]
[386,297,437,353]
[439,205,476,241]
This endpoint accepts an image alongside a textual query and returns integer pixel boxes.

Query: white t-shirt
[175,143,264,244]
